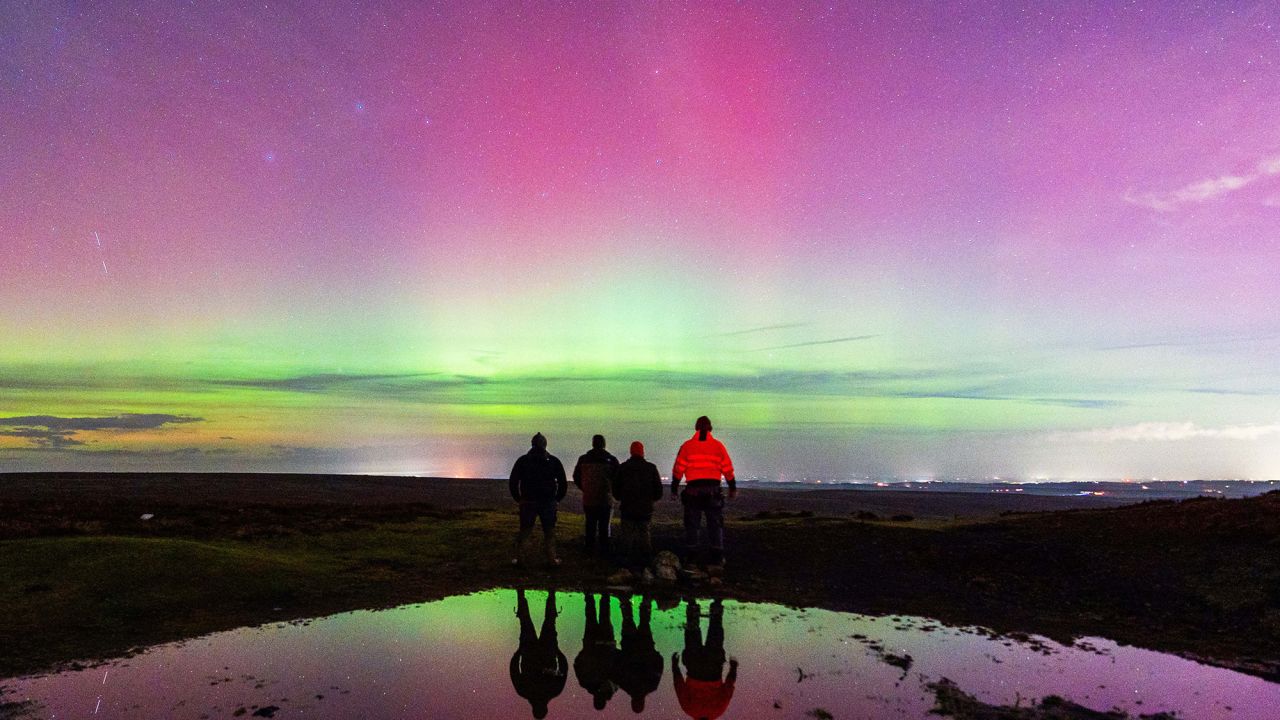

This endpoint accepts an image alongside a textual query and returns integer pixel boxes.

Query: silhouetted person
[511,432,568,567]
[612,441,664,569]
[572,434,618,556]
[671,416,736,565]
[510,589,568,719]
[613,594,663,714]
[672,598,737,720]
[573,592,618,710]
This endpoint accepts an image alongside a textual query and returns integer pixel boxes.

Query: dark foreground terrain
[0,473,1276,687]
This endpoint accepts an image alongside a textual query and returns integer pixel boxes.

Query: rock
[655,565,678,583]
[641,568,656,585]
[139,513,154,521]
[607,569,635,585]
[653,551,681,570]
[708,577,724,588]
[705,564,725,578]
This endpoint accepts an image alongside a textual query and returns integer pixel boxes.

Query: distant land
[739,479,1280,502]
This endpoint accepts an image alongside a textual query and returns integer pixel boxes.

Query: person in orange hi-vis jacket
[670,416,736,566]
[672,597,738,720]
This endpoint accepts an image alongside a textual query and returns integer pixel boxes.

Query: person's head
[695,415,712,440]
[532,702,549,719]
[531,432,547,450]
[593,693,609,711]
[631,696,646,713]
[591,434,606,450]
[629,440,644,457]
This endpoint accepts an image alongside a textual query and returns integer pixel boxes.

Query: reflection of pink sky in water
[6,590,1275,719]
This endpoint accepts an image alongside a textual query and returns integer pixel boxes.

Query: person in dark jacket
[510,589,568,719]
[612,441,664,569]
[670,416,736,566]
[572,434,619,555]
[672,597,737,720]
[573,592,618,711]
[510,432,568,567]
[613,593,663,714]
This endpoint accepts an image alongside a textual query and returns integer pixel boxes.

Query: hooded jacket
[510,449,568,503]
[673,667,736,720]
[572,447,618,508]
[612,455,664,521]
[671,432,736,493]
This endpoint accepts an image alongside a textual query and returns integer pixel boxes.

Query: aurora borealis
[2,1,1278,479]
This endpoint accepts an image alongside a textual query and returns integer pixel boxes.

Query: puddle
[3,590,1275,719]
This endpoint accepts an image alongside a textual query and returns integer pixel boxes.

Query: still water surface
[4,589,1276,719]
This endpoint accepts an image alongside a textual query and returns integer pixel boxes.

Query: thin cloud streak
[1125,154,1280,211]
[1056,421,1280,442]
[753,334,881,351]
[715,323,809,337]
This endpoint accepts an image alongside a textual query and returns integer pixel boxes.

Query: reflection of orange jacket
[674,676,735,720]
[672,433,735,491]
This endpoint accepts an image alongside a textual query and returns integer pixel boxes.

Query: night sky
[2,1,1278,479]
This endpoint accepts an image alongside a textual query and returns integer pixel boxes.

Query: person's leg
[583,507,595,552]
[583,591,598,639]
[596,505,612,553]
[619,594,635,642]
[517,589,536,643]
[639,594,652,638]
[539,501,560,564]
[684,598,703,655]
[542,590,559,642]
[514,503,536,564]
[681,493,702,552]
[599,594,613,641]
[706,492,725,564]
[614,520,631,566]
[638,521,653,565]
[707,598,725,653]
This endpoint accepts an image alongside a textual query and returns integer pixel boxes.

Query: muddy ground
[0,473,1276,686]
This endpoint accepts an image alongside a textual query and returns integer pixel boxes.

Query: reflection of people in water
[613,594,663,714]
[510,589,568,719]
[573,592,618,710]
[672,598,738,720]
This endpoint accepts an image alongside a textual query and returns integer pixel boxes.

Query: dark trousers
[583,505,612,550]
[683,599,726,681]
[681,489,724,552]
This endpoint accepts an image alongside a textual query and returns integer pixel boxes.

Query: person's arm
[606,455,619,495]
[671,444,687,497]
[509,460,522,502]
[649,464,663,501]
[555,458,568,501]
[572,460,583,489]
[720,444,737,496]
[670,653,683,684]
[726,657,739,685]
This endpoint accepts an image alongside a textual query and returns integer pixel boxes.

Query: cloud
[891,390,1119,409]
[0,427,84,448]
[1185,387,1278,397]
[753,334,881,351]
[715,323,809,337]
[1057,422,1280,442]
[0,413,203,449]
[210,373,440,393]
[0,413,202,431]
[1096,331,1280,351]
[1125,154,1280,211]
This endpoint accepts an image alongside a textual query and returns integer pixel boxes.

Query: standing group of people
[508,416,737,569]
[510,590,737,719]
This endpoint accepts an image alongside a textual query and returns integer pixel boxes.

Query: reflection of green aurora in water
[4,590,1276,719]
